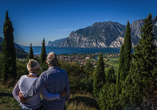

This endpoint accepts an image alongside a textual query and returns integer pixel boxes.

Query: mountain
[130,15,157,46]
[59,16,157,48]
[48,38,67,46]
[0,36,25,52]
[59,21,126,48]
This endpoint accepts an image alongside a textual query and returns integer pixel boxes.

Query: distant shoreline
[23,46,121,49]
[22,46,131,55]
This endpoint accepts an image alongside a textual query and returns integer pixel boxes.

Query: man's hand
[19,91,27,103]
[60,90,66,97]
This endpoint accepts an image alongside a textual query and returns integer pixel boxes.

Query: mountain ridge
[0,36,25,51]
[47,15,157,48]
[48,38,67,46]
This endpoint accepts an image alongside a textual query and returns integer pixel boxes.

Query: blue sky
[0,0,156,46]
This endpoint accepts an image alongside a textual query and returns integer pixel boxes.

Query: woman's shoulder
[19,75,27,80]
[21,75,27,77]
[19,75,38,81]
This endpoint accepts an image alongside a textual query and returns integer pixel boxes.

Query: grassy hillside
[0,83,99,110]
[0,55,119,110]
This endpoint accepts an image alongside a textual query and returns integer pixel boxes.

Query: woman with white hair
[12,59,66,110]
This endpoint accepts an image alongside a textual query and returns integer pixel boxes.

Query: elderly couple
[12,52,70,110]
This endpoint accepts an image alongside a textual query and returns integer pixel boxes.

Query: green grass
[106,57,119,61]
[0,84,99,110]
[66,93,99,110]
[0,85,21,110]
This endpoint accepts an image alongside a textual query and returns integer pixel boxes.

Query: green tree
[1,10,17,84]
[122,13,157,109]
[40,38,47,64]
[59,61,85,93]
[16,60,28,79]
[98,83,122,110]
[93,51,105,98]
[120,21,132,81]
[116,44,124,93]
[38,62,48,76]
[27,43,33,61]
[0,54,3,77]
[123,21,132,80]
[106,66,116,84]
[83,60,94,76]
[0,43,2,52]
[38,38,48,72]
[116,21,132,94]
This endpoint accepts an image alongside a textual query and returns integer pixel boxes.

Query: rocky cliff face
[58,15,157,48]
[130,16,157,46]
[109,36,124,48]
[48,38,66,46]
[59,21,126,48]
[130,19,144,39]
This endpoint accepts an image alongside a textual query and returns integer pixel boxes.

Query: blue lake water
[22,46,134,55]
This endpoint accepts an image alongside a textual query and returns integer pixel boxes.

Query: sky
[0,0,157,46]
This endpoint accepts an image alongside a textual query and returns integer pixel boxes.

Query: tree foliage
[40,38,47,64]
[93,51,105,98]
[106,66,116,84]
[123,21,132,80]
[116,44,124,93]
[27,43,33,61]
[83,60,94,76]
[116,21,132,94]
[0,54,3,77]
[16,60,28,79]
[37,38,48,73]
[98,83,122,110]
[122,13,157,108]
[1,11,17,84]
[59,61,86,93]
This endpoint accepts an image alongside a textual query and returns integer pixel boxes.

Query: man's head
[46,52,58,66]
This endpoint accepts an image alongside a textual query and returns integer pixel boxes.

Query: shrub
[59,61,94,93]
[16,60,28,80]
[59,61,84,93]
[98,83,122,110]
[80,76,93,93]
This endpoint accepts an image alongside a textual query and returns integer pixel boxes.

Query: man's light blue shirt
[23,66,70,110]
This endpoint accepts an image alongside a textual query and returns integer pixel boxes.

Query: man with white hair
[20,52,70,110]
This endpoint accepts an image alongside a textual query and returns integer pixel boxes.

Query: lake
[22,46,134,55]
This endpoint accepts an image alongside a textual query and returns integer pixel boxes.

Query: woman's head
[27,59,41,73]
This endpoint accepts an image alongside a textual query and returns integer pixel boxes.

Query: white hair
[46,52,58,66]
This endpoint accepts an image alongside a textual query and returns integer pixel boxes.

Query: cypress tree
[93,51,105,98]
[40,38,47,64]
[116,44,124,93]
[1,10,17,84]
[122,13,157,108]
[123,21,132,80]
[106,66,115,84]
[116,21,132,93]
[27,43,34,61]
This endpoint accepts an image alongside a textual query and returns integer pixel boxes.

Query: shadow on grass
[0,93,13,97]
[69,96,100,109]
